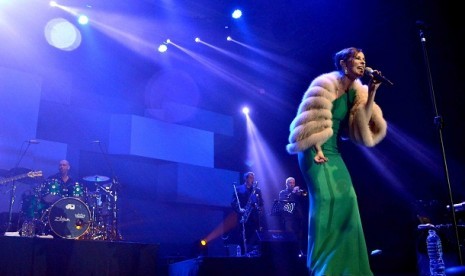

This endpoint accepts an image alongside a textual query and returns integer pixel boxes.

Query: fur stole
[287,71,387,154]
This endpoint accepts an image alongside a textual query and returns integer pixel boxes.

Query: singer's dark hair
[334,47,363,71]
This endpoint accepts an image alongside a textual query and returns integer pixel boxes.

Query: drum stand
[103,186,122,241]
[37,208,51,236]
[6,181,18,233]
[90,141,123,241]
[84,182,122,241]
[80,186,105,240]
[83,206,103,240]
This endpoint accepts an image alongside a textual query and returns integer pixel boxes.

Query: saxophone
[240,186,258,224]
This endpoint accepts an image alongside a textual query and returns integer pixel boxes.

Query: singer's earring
[344,68,348,74]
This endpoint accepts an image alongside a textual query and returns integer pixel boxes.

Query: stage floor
[0,235,159,276]
[169,255,308,276]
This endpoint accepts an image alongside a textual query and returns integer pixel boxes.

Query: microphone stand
[233,184,247,256]
[417,21,462,265]
[94,141,123,241]
[6,141,33,233]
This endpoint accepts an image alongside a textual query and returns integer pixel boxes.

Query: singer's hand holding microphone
[364,67,393,86]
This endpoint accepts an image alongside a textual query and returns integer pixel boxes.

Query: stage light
[158,44,167,53]
[44,18,82,51]
[242,106,250,115]
[232,9,242,19]
[49,1,58,7]
[226,36,232,41]
[195,37,200,43]
[77,15,89,25]
[193,239,208,257]
[165,39,171,44]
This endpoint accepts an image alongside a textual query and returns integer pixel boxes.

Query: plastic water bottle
[426,229,446,276]
[20,220,35,237]
[236,245,241,257]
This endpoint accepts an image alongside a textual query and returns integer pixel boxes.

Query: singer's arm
[364,76,381,119]
[348,80,387,147]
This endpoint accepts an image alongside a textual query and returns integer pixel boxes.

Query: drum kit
[19,174,122,241]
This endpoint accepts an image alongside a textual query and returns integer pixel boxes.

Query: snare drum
[40,179,63,203]
[45,197,91,239]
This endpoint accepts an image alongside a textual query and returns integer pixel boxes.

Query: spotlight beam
[229,38,309,82]
[168,41,263,94]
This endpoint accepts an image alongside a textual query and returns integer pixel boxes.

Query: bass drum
[46,197,91,239]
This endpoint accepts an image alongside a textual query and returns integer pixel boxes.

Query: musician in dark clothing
[44,159,84,203]
[231,171,264,255]
[278,177,306,251]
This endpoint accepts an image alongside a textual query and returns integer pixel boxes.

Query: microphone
[365,67,394,86]
[28,139,39,144]
[297,189,308,196]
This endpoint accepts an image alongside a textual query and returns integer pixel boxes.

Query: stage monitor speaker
[256,229,297,242]
[256,230,307,275]
[256,230,299,259]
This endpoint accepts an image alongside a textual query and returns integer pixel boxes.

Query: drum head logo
[75,213,86,219]
[54,216,70,222]
[65,204,75,210]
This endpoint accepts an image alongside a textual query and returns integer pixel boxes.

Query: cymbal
[82,175,110,182]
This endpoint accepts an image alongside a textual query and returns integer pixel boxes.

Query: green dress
[298,89,373,276]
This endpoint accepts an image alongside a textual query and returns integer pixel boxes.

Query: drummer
[48,160,74,186]
[46,159,85,201]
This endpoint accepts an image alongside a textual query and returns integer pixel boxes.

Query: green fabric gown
[298,89,373,276]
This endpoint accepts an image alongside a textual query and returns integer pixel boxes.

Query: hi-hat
[82,175,110,182]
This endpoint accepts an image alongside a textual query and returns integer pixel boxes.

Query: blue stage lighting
[158,44,168,53]
[77,15,89,25]
[232,9,242,19]
[44,18,82,51]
